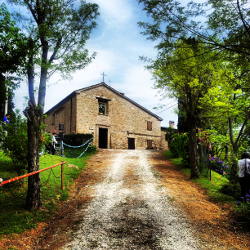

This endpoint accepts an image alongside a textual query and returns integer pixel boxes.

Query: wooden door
[99,128,108,148]
[128,138,135,149]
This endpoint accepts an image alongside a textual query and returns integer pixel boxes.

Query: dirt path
[62,150,199,250]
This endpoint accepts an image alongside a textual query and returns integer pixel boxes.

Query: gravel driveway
[64,150,200,250]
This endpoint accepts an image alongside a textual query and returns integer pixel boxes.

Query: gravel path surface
[64,150,200,250]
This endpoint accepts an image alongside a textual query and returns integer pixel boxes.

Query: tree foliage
[139,0,250,181]
[200,64,250,154]
[138,0,250,58]
[151,38,222,177]
[0,3,26,74]
[7,0,99,210]
[0,3,27,118]
[10,0,99,109]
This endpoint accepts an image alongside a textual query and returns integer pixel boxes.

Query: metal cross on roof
[101,72,107,82]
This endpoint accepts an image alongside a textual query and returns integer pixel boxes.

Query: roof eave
[45,91,76,115]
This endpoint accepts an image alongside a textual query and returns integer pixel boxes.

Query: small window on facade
[99,101,108,115]
[59,123,64,131]
[147,121,152,131]
[147,140,153,149]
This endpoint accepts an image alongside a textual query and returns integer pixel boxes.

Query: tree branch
[235,118,248,146]
[49,37,62,63]
[24,0,38,23]
[228,117,235,149]
[236,0,250,35]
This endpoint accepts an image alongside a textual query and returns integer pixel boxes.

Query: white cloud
[14,81,29,112]
[120,65,156,98]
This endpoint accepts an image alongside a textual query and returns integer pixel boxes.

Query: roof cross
[101,72,107,82]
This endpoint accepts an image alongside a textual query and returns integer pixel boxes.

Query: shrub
[0,112,28,174]
[63,133,93,146]
[220,183,240,198]
[168,132,189,166]
[234,202,250,226]
[208,156,230,176]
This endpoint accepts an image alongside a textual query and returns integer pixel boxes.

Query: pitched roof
[45,82,163,121]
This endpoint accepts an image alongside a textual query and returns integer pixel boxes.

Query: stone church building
[45,82,167,150]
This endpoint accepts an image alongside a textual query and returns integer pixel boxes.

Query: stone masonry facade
[45,83,167,150]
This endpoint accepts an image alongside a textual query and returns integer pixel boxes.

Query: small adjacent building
[45,82,167,150]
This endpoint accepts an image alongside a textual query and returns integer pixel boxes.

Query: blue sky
[12,0,178,127]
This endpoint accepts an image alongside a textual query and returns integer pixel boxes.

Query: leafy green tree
[0,3,27,118]
[138,0,250,58]
[151,39,222,178]
[139,0,250,179]
[9,0,99,210]
[200,63,250,181]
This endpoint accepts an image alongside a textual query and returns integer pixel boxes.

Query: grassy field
[0,150,95,236]
[163,150,235,203]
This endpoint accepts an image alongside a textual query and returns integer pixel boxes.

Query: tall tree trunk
[198,143,209,174]
[7,88,15,115]
[25,104,42,210]
[188,126,200,178]
[0,74,6,119]
[38,46,48,110]
[177,99,188,133]
[186,89,200,179]
[25,50,42,210]
[25,44,48,209]
[228,117,239,183]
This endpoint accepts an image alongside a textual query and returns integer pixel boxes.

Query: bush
[208,156,230,176]
[168,133,189,166]
[234,202,250,226]
[0,112,28,174]
[62,133,93,146]
[220,183,240,198]
[87,145,97,153]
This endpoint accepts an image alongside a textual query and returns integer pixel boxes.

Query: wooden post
[61,162,64,190]
[60,140,63,156]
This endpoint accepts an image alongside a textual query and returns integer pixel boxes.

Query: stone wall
[45,95,76,134]
[76,86,162,149]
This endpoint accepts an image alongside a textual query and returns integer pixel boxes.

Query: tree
[139,0,250,179]
[152,39,221,178]
[0,3,27,118]
[200,63,250,181]
[138,0,250,58]
[10,0,99,210]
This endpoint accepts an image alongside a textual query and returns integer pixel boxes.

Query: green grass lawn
[184,168,235,203]
[163,150,183,166]
[0,151,16,178]
[0,150,95,236]
[163,150,235,203]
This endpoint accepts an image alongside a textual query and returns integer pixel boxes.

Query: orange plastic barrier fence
[0,162,66,187]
